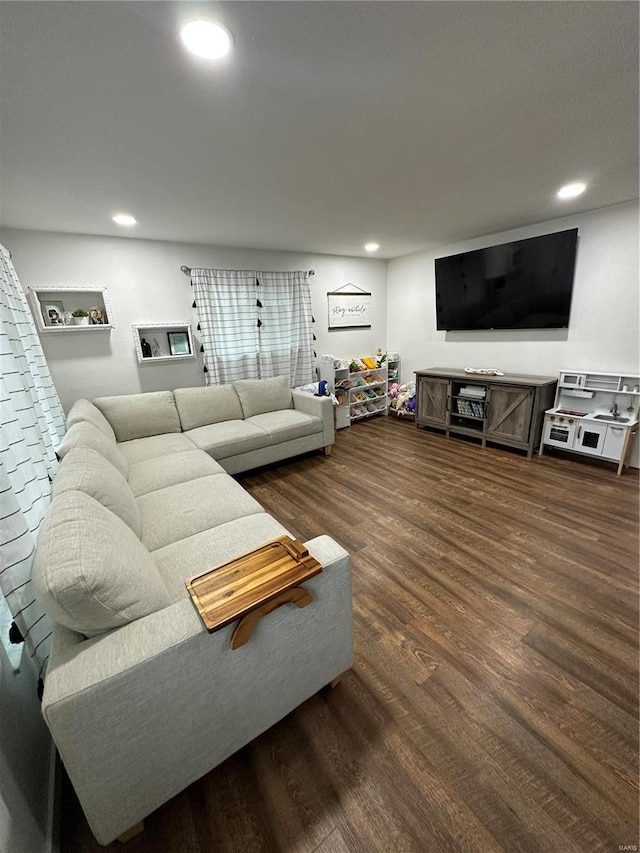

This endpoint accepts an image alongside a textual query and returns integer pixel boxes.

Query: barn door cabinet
[414,368,557,458]
[416,376,448,426]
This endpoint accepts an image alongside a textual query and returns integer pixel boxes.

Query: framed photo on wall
[88,306,108,325]
[41,300,66,326]
[167,331,191,356]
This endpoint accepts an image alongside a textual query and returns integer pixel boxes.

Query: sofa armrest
[42,535,351,845]
[291,390,335,447]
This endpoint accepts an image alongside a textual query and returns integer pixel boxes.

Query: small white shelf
[29,287,114,332]
[132,323,195,364]
[35,324,113,333]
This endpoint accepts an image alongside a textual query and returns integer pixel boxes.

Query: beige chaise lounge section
[33,379,350,845]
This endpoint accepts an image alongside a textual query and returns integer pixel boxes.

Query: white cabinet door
[602,424,628,461]
[574,422,608,456]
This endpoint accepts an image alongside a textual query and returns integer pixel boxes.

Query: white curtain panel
[257,271,314,386]
[0,244,66,678]
[192,268,314,387]
[192,269,261,385]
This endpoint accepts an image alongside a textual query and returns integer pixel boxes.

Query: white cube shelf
[29,287,114,332]
[132,323,195,364]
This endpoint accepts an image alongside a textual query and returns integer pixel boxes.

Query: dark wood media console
[415,368,557,458]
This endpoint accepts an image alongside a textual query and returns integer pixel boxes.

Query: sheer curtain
[257,271,314,382]
[191,269,261,385]
[191,268,314,386]
[0,244,66,679]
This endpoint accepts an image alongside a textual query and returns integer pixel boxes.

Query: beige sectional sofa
[68,374,335,475]
[33,378,352,845]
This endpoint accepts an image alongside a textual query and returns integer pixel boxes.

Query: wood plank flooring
[60,418,639,852]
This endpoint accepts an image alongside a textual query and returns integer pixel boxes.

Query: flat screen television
[435,228,578,330]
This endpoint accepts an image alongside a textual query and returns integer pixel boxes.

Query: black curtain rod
[181,265,315,276]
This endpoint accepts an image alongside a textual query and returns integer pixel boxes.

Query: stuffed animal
[395,383,417,414]
[388,382,399,398]
[395,388,411,411]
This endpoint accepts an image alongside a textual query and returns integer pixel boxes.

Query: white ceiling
[0,1,638,258]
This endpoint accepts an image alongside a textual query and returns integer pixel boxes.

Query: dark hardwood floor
[61,418,639,852]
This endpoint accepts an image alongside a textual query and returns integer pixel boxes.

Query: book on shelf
[459,386,486,399]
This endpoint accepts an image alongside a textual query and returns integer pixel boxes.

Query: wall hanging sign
[327,284,372,330]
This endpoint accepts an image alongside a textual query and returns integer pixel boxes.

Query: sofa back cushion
[53,447,141,537]
[234,376,293,419]
[66,398,116,442]
[94,391,181,442]
[57,422,128,478]
[33,491,171,637]
[173,386,243,431]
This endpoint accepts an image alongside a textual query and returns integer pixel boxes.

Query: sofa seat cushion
[127,450,226,497]
[152,513,292,601]
[247,410,323,443]
[33,491,171,638]
[234,375,292,418]
[184,420,269,460]
[117,433,198,465]
[137,475,265,552]
[66,399,116,442]
[57,421,128,478]
[174,385,243,430]
[94,391,181,442]
[53,447,141,537]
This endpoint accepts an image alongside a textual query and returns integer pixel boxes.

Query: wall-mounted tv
[435,228,578,331]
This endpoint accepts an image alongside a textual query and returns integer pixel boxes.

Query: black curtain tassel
[192,300,196,308]
[313,334,316,340]
[256,299,263,308]
[200,344,204,353]
[313,351,317,358]
[9,621,24,644]
[312,316,315,323]
[203,365,208,373]
[197,322,201,331]
[256,278,260,286]
[257,319,262,327]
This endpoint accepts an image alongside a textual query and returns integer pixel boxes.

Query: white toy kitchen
[540,370,639,475]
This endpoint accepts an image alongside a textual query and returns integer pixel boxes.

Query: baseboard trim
[45,741,60,853]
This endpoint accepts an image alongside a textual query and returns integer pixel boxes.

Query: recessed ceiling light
[364,242,380,253]
[180,20,232,60]
[112,213,137,227]
[557,182,587,200]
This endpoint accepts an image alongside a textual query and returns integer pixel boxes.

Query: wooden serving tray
[185,536,322,635]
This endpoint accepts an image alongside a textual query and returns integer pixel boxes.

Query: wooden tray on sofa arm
[185,536,323,648]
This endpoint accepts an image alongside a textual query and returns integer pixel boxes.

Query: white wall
[0,643,52,853]
[387,201,639,381]
[0,229,387,412]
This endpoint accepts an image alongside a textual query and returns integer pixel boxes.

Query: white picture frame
[41,300,66,326]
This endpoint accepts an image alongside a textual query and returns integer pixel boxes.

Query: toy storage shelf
[387,355,400,384]
[321,355,391,427]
